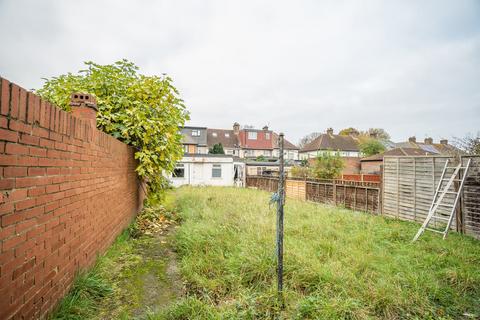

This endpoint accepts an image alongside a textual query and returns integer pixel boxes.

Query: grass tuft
[50,260,114,320]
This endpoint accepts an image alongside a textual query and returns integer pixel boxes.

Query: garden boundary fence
[246,176,381,214]
[383,155,480,239]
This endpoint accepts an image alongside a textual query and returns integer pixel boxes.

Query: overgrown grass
[157,186,480,319]
[50,231,131,319]
[50,203,177,320]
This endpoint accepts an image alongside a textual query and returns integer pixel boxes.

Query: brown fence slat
[246,176,381,215]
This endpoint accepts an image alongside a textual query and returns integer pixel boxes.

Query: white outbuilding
[169,154,245,187]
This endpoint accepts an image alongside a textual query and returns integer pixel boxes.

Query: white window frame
[225,133,230,138]
[247,131,257,140]
[212,132,217,137]
[212,164,222,178]
[265,133,270,139]
[192,130,201,137]
[173,164,185,178]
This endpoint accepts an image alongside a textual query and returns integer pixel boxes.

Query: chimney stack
[440,139,448,145]
[262,125,269,131]
[408,136,416,143]
[233,122,240,135]
[424,137,433,144]
[326,128,334,135]
[70,93,97,127]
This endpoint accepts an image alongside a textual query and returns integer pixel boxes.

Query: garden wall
[0,77,143,319]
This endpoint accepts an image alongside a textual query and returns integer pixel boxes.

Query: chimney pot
[70,93,97,127]
[326,128,334,135]
[408,136,416,143]
[262,125,269,131]
[233,122,240,135]
[424,137,433,144]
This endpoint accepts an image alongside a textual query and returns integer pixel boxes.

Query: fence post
[276,133,285,305]
[333,180,337,205]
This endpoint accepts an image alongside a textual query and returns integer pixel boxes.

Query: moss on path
[95,226,183,319]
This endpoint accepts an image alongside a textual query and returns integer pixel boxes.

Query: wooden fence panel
[246,176,380,215]
[305,180,380,214]
[462,156,480,239]
[285,179,306,200]
[383,155,480,238]
[246,176,278,192]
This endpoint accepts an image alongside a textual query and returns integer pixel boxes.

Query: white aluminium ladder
[413,158,471,241]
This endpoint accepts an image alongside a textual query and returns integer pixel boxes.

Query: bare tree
[365,128,391,140]
[298,132,322,149]
[453,132,480,155]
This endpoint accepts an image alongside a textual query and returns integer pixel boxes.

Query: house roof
[272,133,299,150]
[180,127,207,146]
[206,129,240,149]
[361,147,436,162]
[245,159,296,166]
[239,129,274,150]
[300,133,359,152]
[395,141,460,156]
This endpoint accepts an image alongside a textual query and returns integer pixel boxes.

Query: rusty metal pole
[276,133,285,305]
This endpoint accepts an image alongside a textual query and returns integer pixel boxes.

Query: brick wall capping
[69,93,98,111]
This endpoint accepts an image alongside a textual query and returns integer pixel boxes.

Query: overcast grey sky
[0,0,479,144]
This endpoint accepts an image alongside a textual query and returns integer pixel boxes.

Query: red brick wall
[342,174,381,183]
[307,156,361,174]
[361,160,382,175]
[0,77,142,319]
[342,157,361,174]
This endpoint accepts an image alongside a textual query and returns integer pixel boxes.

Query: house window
[257,166,267,175]
[212,164,222,178]
[265,133,270,139]
[226,149,233,155]
[212,132,217,137]
[225,133,230,137]
[192,130,200,137]
[247,131,257,140]
[183,145,189,153]
[173,164,185,178]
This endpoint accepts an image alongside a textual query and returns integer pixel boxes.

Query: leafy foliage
[36,60,189,200]
[339,127,391,141]
[338,127,360,136]
[289,165,312,179]
[312,152,344,179]
[359,138,386,156]
[209,143,225,154]
[255,155,267,162]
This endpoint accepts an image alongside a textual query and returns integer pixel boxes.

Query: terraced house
[200,122,298,160]
[299,128,360,159]
[179,126,208,154]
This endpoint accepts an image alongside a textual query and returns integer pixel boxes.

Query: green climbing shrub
[37,60,189,201]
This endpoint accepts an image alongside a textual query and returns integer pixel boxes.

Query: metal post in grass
[276,133,285,306]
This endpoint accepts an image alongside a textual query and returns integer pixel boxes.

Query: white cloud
[1,0,479,144]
